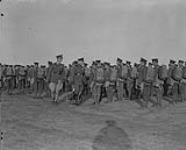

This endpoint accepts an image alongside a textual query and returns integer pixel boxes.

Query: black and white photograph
[0,0,186,149]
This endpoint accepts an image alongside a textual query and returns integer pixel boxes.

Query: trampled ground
[1,94,186,150]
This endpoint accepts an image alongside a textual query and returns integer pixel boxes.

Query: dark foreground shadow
[92,120,132,150]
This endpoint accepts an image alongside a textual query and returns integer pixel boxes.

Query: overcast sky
[0,0,186,65]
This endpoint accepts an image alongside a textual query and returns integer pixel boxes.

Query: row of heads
[1,54,185,68]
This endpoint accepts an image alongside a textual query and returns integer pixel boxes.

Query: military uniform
[5,65,14,94]
[18,66,27,93]
[170,60,183,103]
[48,61,65,102]
[0,64,3,92]
[137,58,148,107]
[92,61,105,104]
[104,63,116,103]
[151,59,164,107]
[70,58,86,104]
[116,58,125,101]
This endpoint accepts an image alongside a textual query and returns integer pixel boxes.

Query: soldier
[0,63,3,94]
[92,60,105,104]
[171,60,183,103]
[106,63,117,103]
[136,58,147,107]
[47,55,65,103]
[116,58,125,101]
[166,60,176,97]
[44,61,53,97]
[151,58,164,107]
[27,65,35,93]
[5,65,14,95]
[126,61,133,100]
[18,65,27,93]
[70,58,86,105]
[34,65,46,98]
[33,62,39,97]
[129,63,138,100]
[180,61,186,101]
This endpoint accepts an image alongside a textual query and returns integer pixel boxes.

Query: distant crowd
[0,55,186,108]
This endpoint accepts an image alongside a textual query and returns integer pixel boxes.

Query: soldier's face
[178,62,183,67]
[57,57,63,63]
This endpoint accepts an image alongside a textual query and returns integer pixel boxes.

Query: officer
[47,55,65,103]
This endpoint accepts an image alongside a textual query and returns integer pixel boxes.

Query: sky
[0,0,186,65]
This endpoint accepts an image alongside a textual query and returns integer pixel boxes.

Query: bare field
[1,94,186,150]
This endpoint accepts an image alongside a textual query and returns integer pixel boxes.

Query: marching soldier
[18,65,27,93]
[180,61,186,101]
[151,58,164,107]
[47,55,65,103]
[44,61,53,97]
[0,63,4,95]
[126,61,133,100]
[35,65,46,98]
[106,64,117,102]
[166,60,176,97]
[5,65,14,95]
[171,60,183,103]
[136,58,147,107]
[116,58,125,101]
[70,58,86,105]
[92,60,105,104]
[27,65,35,93]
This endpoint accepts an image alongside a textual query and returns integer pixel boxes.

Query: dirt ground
[1,94,186,150]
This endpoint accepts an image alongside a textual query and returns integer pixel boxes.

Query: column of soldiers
[0,55,186,107]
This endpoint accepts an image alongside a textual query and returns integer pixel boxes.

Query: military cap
[140,58,147,63]
[170,59,176,64]
[48,61,52,65]
[96,60,101,63]
[117,57,122,63]
[148,62,152,65]
[126,61,131,65]
[41,65,46,68]
[92,61,96,65]
[178,60,184,64]
[56,54,63,59]
[78,57,84,62]
[152,58,158,63]
[72,61,78,65]
[34,62,39,65]
[104,62,110,66]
